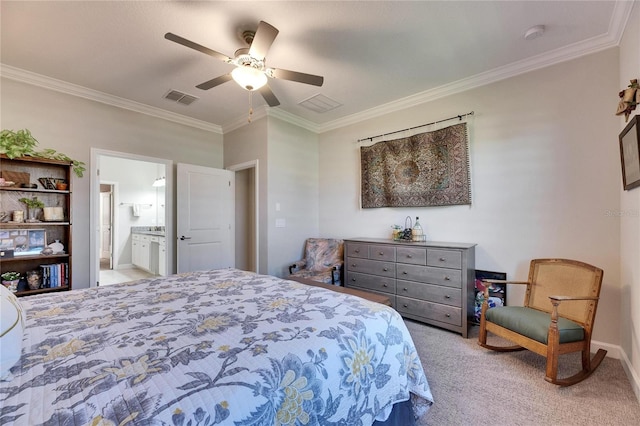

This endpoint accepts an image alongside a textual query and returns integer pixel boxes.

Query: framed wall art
[619,114,640,191]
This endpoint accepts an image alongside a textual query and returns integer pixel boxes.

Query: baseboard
[593,339,640,404]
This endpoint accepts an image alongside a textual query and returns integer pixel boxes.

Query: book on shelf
[39,263,69,288]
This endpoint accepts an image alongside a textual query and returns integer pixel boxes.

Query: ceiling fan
[165,21,324,107]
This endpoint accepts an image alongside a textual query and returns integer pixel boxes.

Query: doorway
[90,149,173,288]
[99,183,114,270]
[228,160,259,273]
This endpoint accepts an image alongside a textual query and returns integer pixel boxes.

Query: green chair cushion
[485,306,584,344]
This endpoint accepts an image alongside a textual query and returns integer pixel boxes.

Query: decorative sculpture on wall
[616,79,639,122]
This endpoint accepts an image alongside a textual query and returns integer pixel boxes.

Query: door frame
[90,148,173,287]
[227,160,259,273]
[99,181,117,270]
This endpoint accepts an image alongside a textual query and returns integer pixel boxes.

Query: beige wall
[224,118,269,273]
[266,117,319,277]
[618,1,640,399]
[1,78,224,289]
[318,48,622,347]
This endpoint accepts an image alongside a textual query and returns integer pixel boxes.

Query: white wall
[224,118,269,273]
[267,117,319,277]
[1,78,224,289]
[618,1,640,399]
[318,48,622,345]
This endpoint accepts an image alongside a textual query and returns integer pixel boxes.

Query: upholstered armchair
[289,238,344,285]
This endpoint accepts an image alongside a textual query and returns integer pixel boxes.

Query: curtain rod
[357,111,475,143]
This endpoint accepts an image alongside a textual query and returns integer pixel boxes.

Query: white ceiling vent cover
[164,89,198,106]
[299,94,342,113]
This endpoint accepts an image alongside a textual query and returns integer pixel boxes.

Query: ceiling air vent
[163,89,198,106]
[298,94,342,113]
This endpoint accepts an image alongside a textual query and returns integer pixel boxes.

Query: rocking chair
[478,258,606,386]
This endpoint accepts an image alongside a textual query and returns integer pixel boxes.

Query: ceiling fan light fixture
[232,66,268,91]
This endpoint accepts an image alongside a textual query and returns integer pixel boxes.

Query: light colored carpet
[405,320,640,426]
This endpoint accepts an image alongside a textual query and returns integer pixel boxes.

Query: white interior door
[177,163,235,273]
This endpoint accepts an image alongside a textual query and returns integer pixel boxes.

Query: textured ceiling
[0,1,633,132]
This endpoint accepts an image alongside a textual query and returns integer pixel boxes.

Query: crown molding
[317,0,633,133]
[2,1,632,137]
[0,64,223,134]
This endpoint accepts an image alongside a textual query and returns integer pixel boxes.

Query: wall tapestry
[360,122,471,208]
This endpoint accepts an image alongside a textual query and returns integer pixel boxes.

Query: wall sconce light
[152,177,166,187]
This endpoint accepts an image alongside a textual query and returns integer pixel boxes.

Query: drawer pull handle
[402,271,408,275]
[439,257,446,262]
[383,268,388,272]
[379,251,384,255]
[383,284,388,288]
[355,249,360,253]
[445,313,451,318]
[444,276,450,281]
[352,264,357,267]
[351,278,356,281]
[403,287,408,292]
[407,255,413,258]
[403,304,408,308]
[445,295,451,299]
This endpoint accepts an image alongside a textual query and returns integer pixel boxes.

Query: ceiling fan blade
[165,32,231,63]
[271,68,324,87]
[249,21,279,60]
[196,73,233,90]
[259,85,280,107]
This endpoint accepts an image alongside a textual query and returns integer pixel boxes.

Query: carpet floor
[405,320,640,426]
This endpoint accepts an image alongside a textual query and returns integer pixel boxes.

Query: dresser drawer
[396,296,462,326]
[368,245,396,262]
[347,258,396,278]
[427,249,462,269]
[397,280,461,307]
[346,272,396,294]
[346,242,369,259]
[396,247,426,265]
[396,264,462,288]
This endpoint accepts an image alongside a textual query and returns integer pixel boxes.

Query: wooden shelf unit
[0,154,73,296]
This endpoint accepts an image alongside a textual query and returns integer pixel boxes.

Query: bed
[0,268,433,425]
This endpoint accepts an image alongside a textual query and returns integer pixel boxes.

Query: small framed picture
[473,269,507,325]
[619,114,640,191]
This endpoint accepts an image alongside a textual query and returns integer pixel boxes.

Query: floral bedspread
[0,269,433,425]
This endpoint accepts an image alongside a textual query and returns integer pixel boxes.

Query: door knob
[180,236,192,240]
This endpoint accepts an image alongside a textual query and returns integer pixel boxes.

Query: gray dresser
[344,238,476,337]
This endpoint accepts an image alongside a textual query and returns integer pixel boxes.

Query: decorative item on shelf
[0,170,29,186]
[43,207,64,222]
[48,240,64,254]
[40,246,54,256]
[0,129,86,177]
[19,197,44,222]
[1,272,21,293]
[396,216,413,241]
[412,216,426,242]
[26,270,41,290]
[12,210,24,223]
[391,225,402,241]
[55,181,68,190]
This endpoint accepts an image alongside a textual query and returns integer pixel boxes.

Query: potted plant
[19,196,45,222]
[1,271,21,292]
[0,129,86,177]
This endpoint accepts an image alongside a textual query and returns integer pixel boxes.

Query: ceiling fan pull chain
[248,92,254,123]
